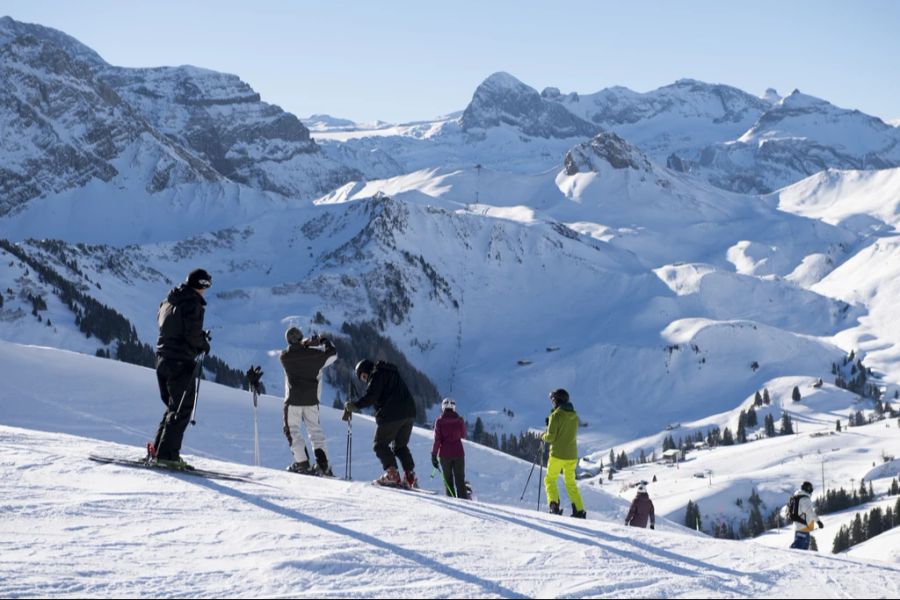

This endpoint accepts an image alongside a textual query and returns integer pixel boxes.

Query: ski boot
[144,442,158,465]
[548,501,563,515]
[287,460,312,474]
[571,503,587,519]
[403,470,418,489]
[156,456,193,471]
[313,449,334,477]
[374,466,401,486]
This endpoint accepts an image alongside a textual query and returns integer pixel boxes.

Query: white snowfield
[2,340,900,598]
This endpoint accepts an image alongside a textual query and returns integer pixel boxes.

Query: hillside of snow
[3,340,900,598]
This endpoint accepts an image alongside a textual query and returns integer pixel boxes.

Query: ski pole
[431,464,455,497]
[188,353,206,426]
[246,365,263,467]
[537,441,545,512]
[252,388,260,467]
[174,355,203,426]
[520,444,541,501]
[344,381,354,481]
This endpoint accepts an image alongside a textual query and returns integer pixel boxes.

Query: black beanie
[187,268,212,289]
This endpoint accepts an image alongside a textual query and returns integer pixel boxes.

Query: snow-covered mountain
[0,16,395,223]
[4,15,900,573]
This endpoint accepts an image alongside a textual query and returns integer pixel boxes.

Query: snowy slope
[3,341,900,598]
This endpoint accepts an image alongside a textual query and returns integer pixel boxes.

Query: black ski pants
[439,456,466,498]
[373,417,415,473]
[154,357,198,460]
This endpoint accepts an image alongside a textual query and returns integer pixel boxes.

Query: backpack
[786,494,805,524]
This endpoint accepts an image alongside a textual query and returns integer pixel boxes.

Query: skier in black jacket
[345,359,418,487]
[150,268,212,468]
[280,327,337,475]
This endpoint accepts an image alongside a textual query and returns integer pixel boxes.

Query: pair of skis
[88,454,256,484]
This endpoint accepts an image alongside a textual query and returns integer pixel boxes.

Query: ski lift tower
[473,164,482,209]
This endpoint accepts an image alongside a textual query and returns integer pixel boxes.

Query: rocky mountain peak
[564,132,653,175]
[461,72,599,139]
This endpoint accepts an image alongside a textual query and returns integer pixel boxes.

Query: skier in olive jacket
[432,397,467,498]
[280,327,337,475]
[152,268,212,467]
[542,388,586,518]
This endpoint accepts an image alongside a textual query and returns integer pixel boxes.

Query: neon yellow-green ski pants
[544,455,584,511]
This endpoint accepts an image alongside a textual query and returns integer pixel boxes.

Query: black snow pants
[154,356,198,460]
[373,417,415,472]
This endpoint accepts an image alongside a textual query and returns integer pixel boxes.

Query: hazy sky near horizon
[3,0,899,123]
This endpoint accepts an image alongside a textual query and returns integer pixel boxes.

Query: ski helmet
[549,388,570,406]
[285,327,303,345]
[637,483,647,494]
[441,397,457,412]
[186,268,212,290]
[801,481,814,494]
[355,359,374,380]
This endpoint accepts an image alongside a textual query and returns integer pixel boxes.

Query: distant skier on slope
[788,481,824,550]
[432,397,468,498]
[625,483,656,529]
[345,359,418,488]
[280,327,337,476]
[542,389,587,518]
[150,268,212,469]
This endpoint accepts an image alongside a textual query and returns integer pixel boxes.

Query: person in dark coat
[279,327,337,475]
[345,359,418,487]
[432,398,467,498]
[151,268,212,468]
[625,483,656,529]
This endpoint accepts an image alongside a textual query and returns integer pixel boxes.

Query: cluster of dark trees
[326,320,440,424]
[833,351,882,400]
[816,481,877,515]
[1,239,249,390]
[832,497,900,553]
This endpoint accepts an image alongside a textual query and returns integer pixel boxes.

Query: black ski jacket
[355,361,417,424]
[280,339,337,406]
[156,284,208,362]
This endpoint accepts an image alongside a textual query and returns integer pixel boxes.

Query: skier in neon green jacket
[542,389,586,518]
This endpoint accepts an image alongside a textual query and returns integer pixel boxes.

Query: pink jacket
[432,410,466,458]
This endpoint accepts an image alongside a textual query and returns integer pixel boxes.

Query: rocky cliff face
[461,72,600,139]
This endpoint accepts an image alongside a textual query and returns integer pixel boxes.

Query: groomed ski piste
[3,339,900,598]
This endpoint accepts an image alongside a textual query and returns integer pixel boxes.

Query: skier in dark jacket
[625,483,656,529]
[345,359,418,487]
[432,397,467,498]
[280,327,337,475]
[151,268,212,468]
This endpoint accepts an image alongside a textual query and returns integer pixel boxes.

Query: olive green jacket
[542,401,579,460]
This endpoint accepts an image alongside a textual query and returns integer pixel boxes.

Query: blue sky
[3,0,899,123]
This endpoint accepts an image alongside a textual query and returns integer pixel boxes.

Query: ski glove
[431,454,440,469]
[283,424,292,446]
[817,520,824,529]
[344,401,359,414]
[246,365,263,391]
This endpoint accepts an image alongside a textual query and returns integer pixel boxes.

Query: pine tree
[722,427,734,445]
[836,419,842,432]
[779,413,794,435]
[763,388,771,405]
[850,513,865,545]
[792,386,802,402]
[764,414,777,437]
[809,535,819,552]
[473,417,484,443]
[737,413,748,444]
[754,390,763,407]
[685,500,702,530]
[746,405,758,428]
